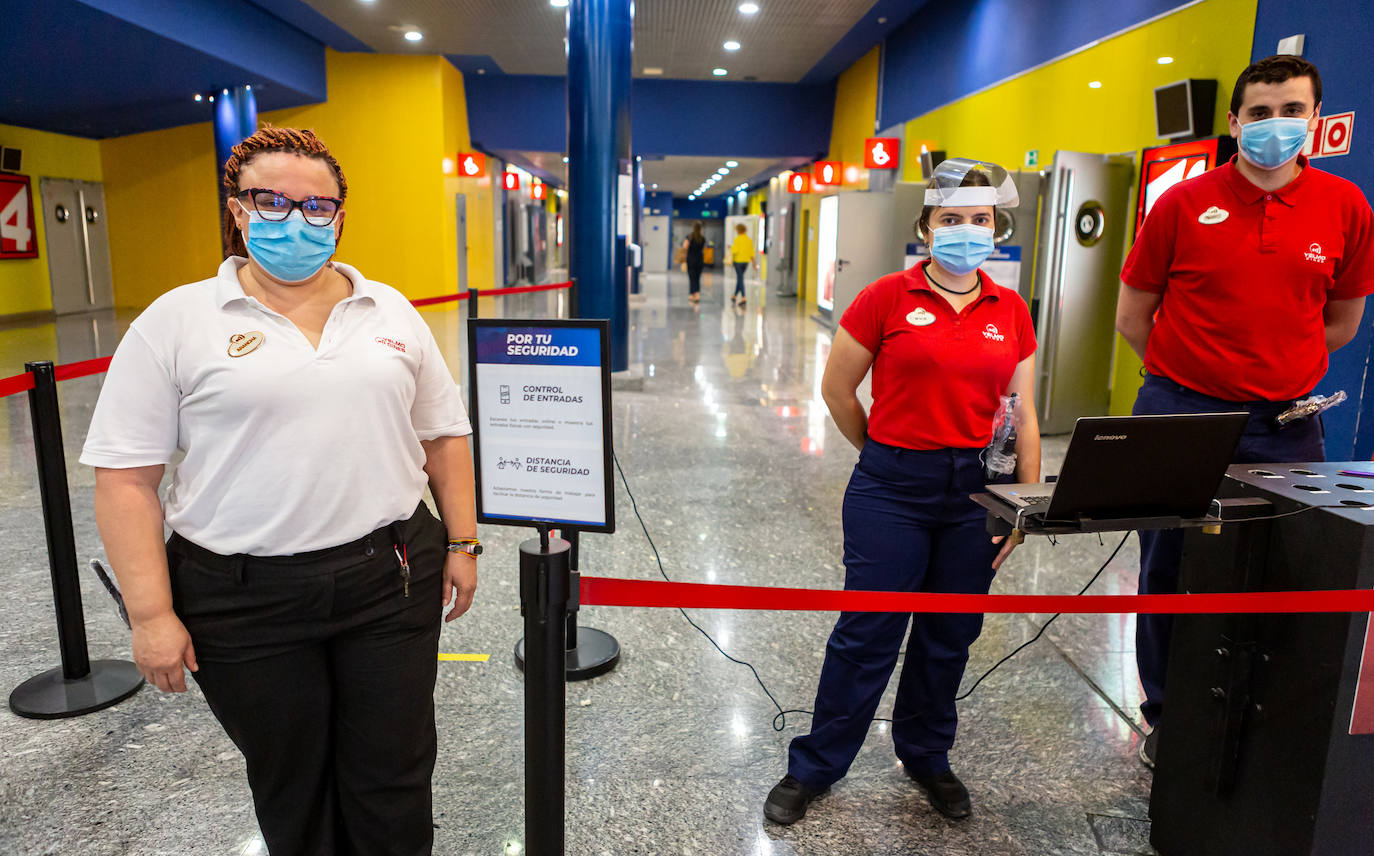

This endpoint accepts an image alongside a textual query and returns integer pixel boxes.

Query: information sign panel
[468,319,614,532]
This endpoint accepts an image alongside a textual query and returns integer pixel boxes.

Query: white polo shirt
[80,257,472,556]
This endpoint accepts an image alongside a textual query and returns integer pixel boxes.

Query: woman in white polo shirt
[80,126,477,856]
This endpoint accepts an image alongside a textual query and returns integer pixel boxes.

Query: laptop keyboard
[1020,495,1052,505]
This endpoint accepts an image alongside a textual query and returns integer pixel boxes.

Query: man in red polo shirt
[1116,54,1374,768]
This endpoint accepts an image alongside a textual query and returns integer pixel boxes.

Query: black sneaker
[763,774,824,825]
[912,769,972,819]
[1139,727,1158,770]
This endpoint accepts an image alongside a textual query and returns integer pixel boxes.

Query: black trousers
[168,502,447,856]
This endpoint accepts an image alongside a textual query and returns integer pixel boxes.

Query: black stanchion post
[468,287,480,318]
[520,525,570,856]
[10,361,142,719]
[515,527,620,680]
[568,277,579,318]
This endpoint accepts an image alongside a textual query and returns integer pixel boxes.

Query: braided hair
[221,126,348,258]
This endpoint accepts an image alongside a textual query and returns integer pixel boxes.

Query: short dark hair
[915,167,992,243]
[1230,54,1322,115]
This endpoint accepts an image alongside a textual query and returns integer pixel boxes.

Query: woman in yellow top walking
[730,223,758,306]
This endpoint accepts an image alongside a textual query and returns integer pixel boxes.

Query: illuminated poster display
[816,194,839,313]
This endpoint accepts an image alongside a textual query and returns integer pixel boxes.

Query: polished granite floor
[0,270,1156,855]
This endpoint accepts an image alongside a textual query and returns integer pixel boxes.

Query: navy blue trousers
[733,262,748,297]
[788,442,1002,789]
[1132,373,1324,726]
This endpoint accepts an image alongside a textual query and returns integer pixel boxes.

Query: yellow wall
[266,50,488,301]
[826,46,881,190]
[85,49,494,312]
[895,0,1257,412]
[0,124,104,315]
[101,122,222,309]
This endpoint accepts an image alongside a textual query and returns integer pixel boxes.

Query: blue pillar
[213,85,258,254]
[567,0,632,372]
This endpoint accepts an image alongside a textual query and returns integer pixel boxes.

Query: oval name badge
[228,331,265,357]
[906,307,936,327]
[1198,206,1229,225]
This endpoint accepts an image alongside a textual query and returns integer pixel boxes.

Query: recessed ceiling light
[194,93,202,102]
[404,30,423,41]
[562,156,569,163]
[726,160,738,167]
[642,67,664,75]
[739,2,759,13]
[724,41,741,51]
[712,68,728,76]
[1088,80,1102,89]
[651,183,658,189]
[1157,56,1174,64]
[550,0,570,6]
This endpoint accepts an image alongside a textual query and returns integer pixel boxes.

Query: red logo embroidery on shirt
[983,323,1005,342]
[375,337,407,353]
[1304,243,1328,264]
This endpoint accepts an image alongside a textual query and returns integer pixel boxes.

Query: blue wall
[879,0,1184,129]
[466,75,835,159]
[644,191,674,216]
[1252,0,1374,459]
[671,198,728,219]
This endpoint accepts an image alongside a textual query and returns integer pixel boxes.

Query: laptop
[987,413,1249,524]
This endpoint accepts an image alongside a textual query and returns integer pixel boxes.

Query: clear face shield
[923,158,1020,209]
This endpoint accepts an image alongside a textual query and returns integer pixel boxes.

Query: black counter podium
[977,462,1374,856]
[1151,462,1374,856]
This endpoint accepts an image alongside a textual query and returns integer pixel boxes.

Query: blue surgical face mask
[1238,115,1311,170]
[240,206,337,283]
[930,223,995,276]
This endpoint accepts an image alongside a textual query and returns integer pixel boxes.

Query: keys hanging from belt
[393,542,411,597]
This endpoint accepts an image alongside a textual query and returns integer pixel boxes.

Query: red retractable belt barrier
[580,576,1374,615]
[411,280,574,307]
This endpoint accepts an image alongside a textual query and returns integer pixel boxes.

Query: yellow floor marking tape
[438,653,490,662]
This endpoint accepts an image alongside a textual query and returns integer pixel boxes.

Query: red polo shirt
[1122,156,1374,401]
[840,261,1036,450]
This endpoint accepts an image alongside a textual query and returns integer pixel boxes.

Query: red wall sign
[1304,111,1354,159]
[502,172,521,191]
[787,172,812,194]
[0,174,38,259]
[457,152,487,177]
[864,137,899,169]
[531,182,547,201]
[814,161,842,186]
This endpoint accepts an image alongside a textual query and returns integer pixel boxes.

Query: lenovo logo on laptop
[1094,434,1128,441]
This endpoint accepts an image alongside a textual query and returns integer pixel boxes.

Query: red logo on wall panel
[1305,111,1355,159]
[814,161,842,186]
[502,172,521,191]
[0,174,38,259]
[864,137,899,169]
[457,152,486,177]
[788,172,812,194]
[531,182,547,201]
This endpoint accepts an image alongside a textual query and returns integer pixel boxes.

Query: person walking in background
[684,222,706,304]
[81,126,482,856]
[1115,54,1374,770]
[730,222,758,306]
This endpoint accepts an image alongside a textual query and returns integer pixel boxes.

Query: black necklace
[925,265,980,296]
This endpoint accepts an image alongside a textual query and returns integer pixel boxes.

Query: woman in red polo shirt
[765,159,1040,824]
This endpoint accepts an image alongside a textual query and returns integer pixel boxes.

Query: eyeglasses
[237,187,342,226]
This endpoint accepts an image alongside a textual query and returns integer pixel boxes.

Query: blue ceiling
[0,0,330,139]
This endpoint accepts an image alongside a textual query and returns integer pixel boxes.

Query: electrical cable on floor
[613,452,1181,731]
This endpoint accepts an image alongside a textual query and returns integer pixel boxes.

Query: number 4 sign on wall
[0,174,38,259]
